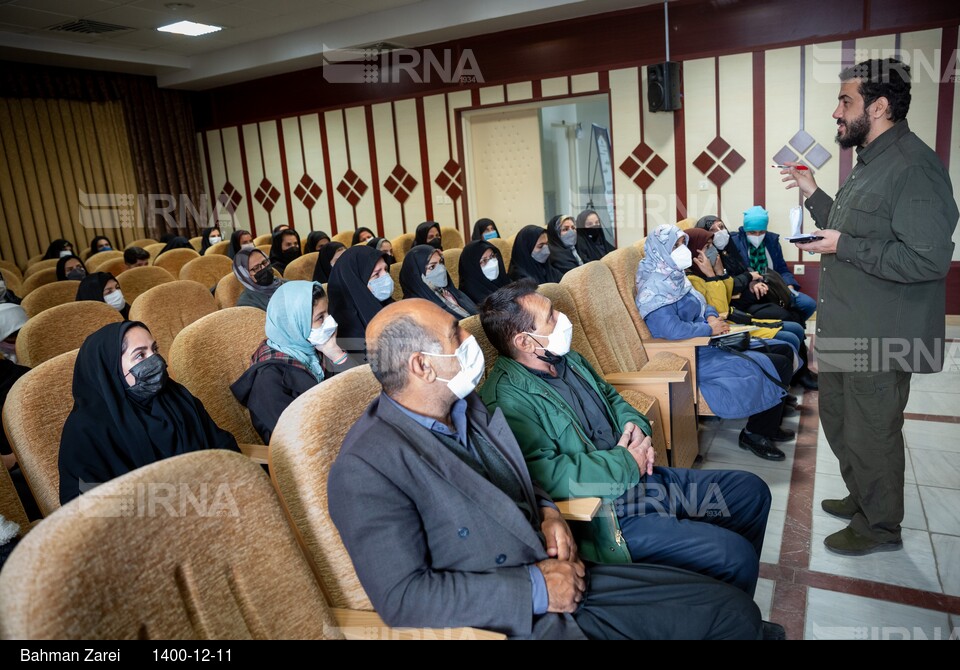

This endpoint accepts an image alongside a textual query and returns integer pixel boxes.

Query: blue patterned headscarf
[635,224,706,319]
[265,280,325,381]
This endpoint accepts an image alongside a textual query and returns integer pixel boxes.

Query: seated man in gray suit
[328,298,776,640]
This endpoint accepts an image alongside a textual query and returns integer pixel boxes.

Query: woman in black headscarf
[366,237,396,266]
[351,227,375,246]
[58,321,239,504]
[228,229,253,260]
[269,228,302,275]
[200,226,223,255]
[89,236,114,257]
[304,231,331,254]
[233,248,284,311]
[158,236,193,256]
[575,209,616,262]
[414,221,442,250]
[400,245,477,318]
[42,239,74,260]
[545,214,583,277]
[471,218,500,241]
[0,271,22,306]
[311,242,346,283]
[509,225,563,284]
[458,240,510,304]
[56,255,87,282]
[328,245,393,359]
[77,272,130,319]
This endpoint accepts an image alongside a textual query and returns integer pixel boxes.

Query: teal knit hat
[743,205,769,232]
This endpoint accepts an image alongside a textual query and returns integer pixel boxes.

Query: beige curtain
[0,98,144,268]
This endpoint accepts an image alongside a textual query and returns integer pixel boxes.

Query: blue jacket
[731,227,799,288]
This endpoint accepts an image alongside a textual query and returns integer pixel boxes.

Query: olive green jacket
[804,120,958,373]
[480,352,651,564]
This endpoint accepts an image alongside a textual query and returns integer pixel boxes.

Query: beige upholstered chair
[634,237,646,257]
[214,273,244,309]
[2,349,79,516]
[23,258,60,279]
[14,303,121,368]
[153,248,201,279]
[129,281,218,359]
[25,253,45,269]
[0,450,344,640]
[439,226,464,250]
[331,231,353,247]
[143,242,166,261]
[0,462,29,537]
[389,262,403,302]
[168,307,266,445]
[179,255,233,290]
[253,233,273,246]
[20,280,81,318]
[96,257,128,278]
[442,248,462,287]
[124,237,159,250]
[1,270,23,297]
[205,240,230,256]
[114,265,175,304]
[189,235,203,251]
[85,250,123,272]
[488,238,512,271]
[391,232,415,262]
[282,252,318,282]
[256,244,272,259]
[19,268,58,296]
[0,260,22,280]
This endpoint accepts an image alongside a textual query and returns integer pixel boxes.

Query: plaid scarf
[250,339,312,373]
[747,240,768,274]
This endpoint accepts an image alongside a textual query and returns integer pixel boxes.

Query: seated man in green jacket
[478,279,771,596]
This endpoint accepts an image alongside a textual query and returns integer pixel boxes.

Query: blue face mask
[368,274,394,302]
[423,263,448,289]
[482,230,499,241]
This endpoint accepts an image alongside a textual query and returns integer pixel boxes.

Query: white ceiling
[0,0,664,89]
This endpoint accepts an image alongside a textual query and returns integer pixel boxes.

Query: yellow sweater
[687,274,783,340]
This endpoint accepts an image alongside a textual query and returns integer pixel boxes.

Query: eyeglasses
[250,259,270,274]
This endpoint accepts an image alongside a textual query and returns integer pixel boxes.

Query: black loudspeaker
[647,61,682,112]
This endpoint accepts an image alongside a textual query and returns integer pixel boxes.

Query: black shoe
[770,427,795,443]
[784,394,800,408]
[824,527,903,556]
[782,403,799,417]
[821,497,859,520]
[739,429,786,461]
[762,621,787,640]
[796,370,819,390]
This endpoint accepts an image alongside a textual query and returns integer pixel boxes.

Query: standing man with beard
[782,58,957,555]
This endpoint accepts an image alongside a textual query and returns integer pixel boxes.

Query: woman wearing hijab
[42,239,74,260]
[311,242,346,283]
[0,271,22,306]
[545,214,584,277]
[508,225,562,284]
[228,229,254,260]
[231,281,349,443]
[351,227,375,246]
[58,321,239,504]
[89,236,114,257]
[327,245,393,360]
[56,255,87,282]
[269,228,302,275]
[304,230,331,254]
[458,240,510,304]
[636,224,794,461]
[414,221,443,250]
[200,227,223,255]
[158,236,193,256]
[0,303,27,361]
[233,248,283,311]
[694,215,756,299]
[575,209,616,262]
[77,272,130,320]
[471,218,500,241]
[400,245,477,318]
[365,237,396,266]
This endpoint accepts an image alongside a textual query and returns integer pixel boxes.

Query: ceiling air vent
[47,19,132,35]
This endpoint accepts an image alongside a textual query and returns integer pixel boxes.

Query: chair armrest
[605,370,689,386]
[238,443,269,464]
[643,336,710,348]
[330,608,507,640]
[553,497,602,522]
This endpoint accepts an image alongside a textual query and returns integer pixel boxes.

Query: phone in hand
[785,234,823,243]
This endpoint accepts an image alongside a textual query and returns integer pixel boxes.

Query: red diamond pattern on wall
[384,164,418,204]
[217,181,242,214]
[254,177,281,213]
[619,142,668,191]
[337,168,368,207]
[293,174,323,210]
[435,159,463,200]
[694,135,746,187]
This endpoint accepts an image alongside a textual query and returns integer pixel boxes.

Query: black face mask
[383,253,397,267]
[125,354,167,403]
[280,247,301,264]
[66,268,86,281]
[254,266,275,286]
[427,238,443,251]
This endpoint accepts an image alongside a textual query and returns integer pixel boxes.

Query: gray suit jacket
[328,391,586,639]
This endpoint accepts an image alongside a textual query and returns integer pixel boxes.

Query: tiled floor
[693,320,960,639]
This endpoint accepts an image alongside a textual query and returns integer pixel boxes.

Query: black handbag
[710,333,789,390]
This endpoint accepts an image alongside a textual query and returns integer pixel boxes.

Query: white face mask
[59,250,72,258]
[368,274,394,302]
[525,311,573,358]
[481,258,499,281]
[747,233,766,248]
[308,315,338,348]
[241,243,256,250]
[670,245,693,270]
[104,290,125,310]
[422,335,485,399]
[713,229,730,250]
[208,235,222,245]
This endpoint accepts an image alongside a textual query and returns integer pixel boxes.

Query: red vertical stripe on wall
[415,97,434,222]
[936,25,958,168]
[752,51,766,208]
[637,66,647,235]
[456,108,468,237]
[838,39,856,187]
[364,105,385,237]
[532,79,542,99]
[201,132,216,227]
[471,88,481,107]
[598,70,609,92]
[390,102,407,233]
[318,114,338,235]
[256,124,272,228]
[673,82,688,221]
[236,126,257,234]
[275,119,295,228]
[715,56,722,214]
